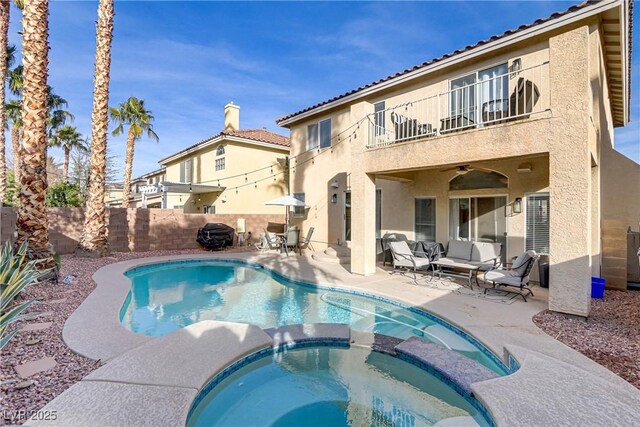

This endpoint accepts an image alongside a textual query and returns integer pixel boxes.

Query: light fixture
[331,180,339,188]
[513,197,522,214]
[517,163,532,173]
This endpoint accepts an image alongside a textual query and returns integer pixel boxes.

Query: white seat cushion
[446,240,473,261]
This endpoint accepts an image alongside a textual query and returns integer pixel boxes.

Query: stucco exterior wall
[163,138,288,215]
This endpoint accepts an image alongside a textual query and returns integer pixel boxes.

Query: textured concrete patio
[30,252,640,426]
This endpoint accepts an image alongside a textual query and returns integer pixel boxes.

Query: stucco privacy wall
[0,208,284,254]
[600,148,640,288]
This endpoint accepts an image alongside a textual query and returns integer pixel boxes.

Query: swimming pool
[121,259,507,374]
[187,345,491,427]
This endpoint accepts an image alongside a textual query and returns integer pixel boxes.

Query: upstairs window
[180,159,193,182]
[216,145,225,156]
[306,118,332,151]
[215,158,225,171]
[374,101,385,135]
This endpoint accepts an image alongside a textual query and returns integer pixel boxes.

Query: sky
[6,0,640,180]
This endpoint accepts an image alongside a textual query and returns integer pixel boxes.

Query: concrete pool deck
[30,252,640,426]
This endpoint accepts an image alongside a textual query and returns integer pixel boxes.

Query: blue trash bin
[591,277,606,299]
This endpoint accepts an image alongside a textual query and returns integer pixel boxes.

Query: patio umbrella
[264,195,306,228]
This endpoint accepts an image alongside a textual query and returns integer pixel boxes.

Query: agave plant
[0,241,51,350]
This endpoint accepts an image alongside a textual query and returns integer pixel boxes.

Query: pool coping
[35,252,640,426]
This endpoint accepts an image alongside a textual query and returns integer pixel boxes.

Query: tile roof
[276,0,615,125]
[159,128,289,164]
[221,129,290,147]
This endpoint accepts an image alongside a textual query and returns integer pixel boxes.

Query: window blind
[526,193,550,255]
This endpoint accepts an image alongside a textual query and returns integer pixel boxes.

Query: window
[376,189,382,239]
[215,157,225,171]
[203,205,215,214]
[449,63,508,123]
[306,119,332,151]
[216,145,225,156]
[374,101,385,134]
[180,159,193,182]
[173,205,184,209]
[415,198,436,242]
[526,193,550,255]
[292,193,305,217]
[449,170,508,191]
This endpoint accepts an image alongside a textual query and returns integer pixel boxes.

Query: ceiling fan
[441,164,475,175]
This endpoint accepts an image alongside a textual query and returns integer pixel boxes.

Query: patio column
[350,101,377,276]
[547,26,592,317]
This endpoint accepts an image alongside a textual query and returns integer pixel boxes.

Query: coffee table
[431,259,480,289]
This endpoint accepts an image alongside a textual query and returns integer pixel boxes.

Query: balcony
[366,62,549,148]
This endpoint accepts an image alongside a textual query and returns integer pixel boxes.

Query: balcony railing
[366,62,549,148]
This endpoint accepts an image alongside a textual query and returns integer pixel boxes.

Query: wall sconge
[517,163,532,173]
[513,197,523,214]
[331,180,339,189]
[331,193,338,204]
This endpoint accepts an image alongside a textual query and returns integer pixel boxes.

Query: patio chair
[256,229,280,252]
[281,227,300,256]
[483,250,539,301]
[298,227,315,254]
[388,241,431,282]
[391,112,434,141]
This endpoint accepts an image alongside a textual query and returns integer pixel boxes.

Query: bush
[46,181,84,207]
[0,241,52,350]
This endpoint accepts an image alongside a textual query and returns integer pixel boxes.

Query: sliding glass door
[449,196,507,259]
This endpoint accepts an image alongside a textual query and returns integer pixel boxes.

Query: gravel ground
[533,289,640,390]
[0,247,253,425]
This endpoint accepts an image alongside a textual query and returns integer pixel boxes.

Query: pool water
[121,260,506,374]
[188,346,490,427]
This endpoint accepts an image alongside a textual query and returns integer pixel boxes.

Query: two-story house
[277,0,638,317]
[105,168,166,208]
[149,103,290,214]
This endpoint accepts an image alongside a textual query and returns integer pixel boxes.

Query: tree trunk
[0,0,9,204]
[77,0,114,257]
[12,126,20,182]
[63,145,69,181]
[121,127,135,209]
[17,0,53,267]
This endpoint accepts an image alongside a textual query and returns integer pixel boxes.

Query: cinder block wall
[0,207,284,254]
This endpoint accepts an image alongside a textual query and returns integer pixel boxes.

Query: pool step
[312,246,351,265]
[264,323,351,347]
[395,337,499,395]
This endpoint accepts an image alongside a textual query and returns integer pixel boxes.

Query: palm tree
[5,99,21,184]
[49,125,85,181]
[110,97,158,208]
[45,86,73,136]
[16,0,53,266]
[77,0,114,258]
[0,10,12,204]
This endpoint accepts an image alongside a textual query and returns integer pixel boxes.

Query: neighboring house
[104,183,124,206]
[149,103,290,214]
[277,0,638,317]
[105,168,166,208]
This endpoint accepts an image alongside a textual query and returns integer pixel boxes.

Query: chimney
[224,102,240,131]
